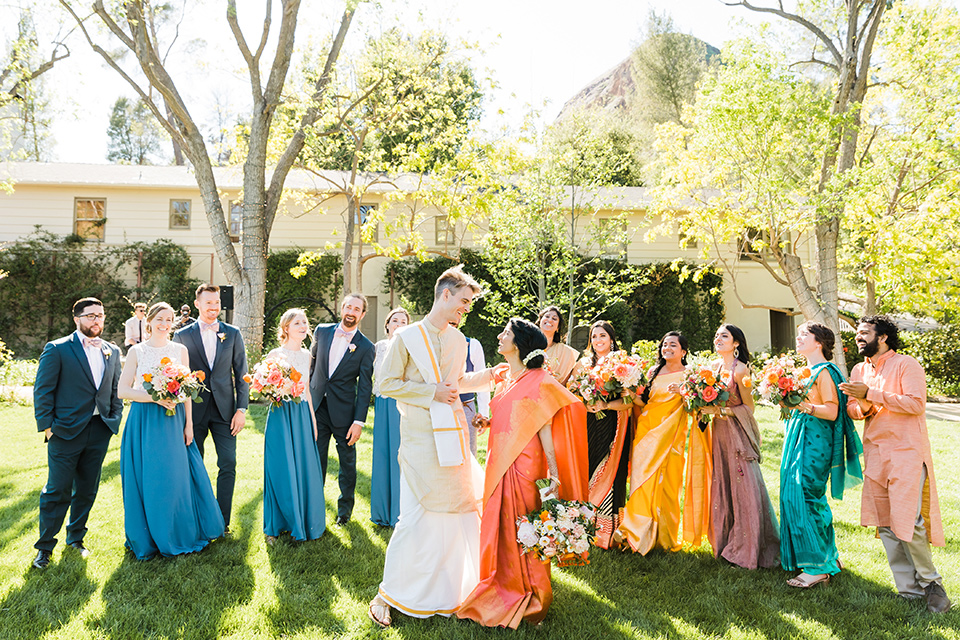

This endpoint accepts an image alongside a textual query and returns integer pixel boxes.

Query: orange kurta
[457,369,587,628]
[847,350,943,546]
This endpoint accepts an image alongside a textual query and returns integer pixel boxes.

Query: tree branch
[721,0,842,66]
[265,5,355,231]
[226,0,262,98]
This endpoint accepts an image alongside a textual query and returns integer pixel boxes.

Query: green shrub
[265,249,342,350]
[901,326,960,397]
[386,256,724,363]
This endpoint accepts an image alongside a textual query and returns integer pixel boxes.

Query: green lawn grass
[1,402,958,639]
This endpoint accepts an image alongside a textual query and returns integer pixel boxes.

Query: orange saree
[457,368,587,628]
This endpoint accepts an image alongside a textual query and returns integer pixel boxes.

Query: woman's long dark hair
[507,318,548,369]
[537,305,566,345]
[720,323,751,365]
[640,331,689,405]
[587,320,619,367]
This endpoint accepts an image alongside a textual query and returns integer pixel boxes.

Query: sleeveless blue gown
[262,346,326,540]
[121,401,225,559]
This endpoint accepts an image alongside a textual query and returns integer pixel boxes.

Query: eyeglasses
[77,313,106,320]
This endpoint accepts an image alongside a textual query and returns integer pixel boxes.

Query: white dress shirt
[467,338,491,416]
[198,321,219,368]
[77,331,105,415]
[328,323,357,376]
[124,315,146,346]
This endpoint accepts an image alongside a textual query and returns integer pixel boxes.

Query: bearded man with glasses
[31,297,123,569]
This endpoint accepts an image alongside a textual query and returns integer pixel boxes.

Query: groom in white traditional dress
[368,265,503,627]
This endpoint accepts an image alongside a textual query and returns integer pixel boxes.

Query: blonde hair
[434,264,481,300]
[277,308,311,344]
[383,307,411,334]
[144,302,175,337]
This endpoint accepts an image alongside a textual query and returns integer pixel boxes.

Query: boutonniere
[218,332,226,342]
[102,347,111,360]
[348,343,356,353]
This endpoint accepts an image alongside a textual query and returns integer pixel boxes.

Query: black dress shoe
[32,549,52,569]
[926,582,952,613]
[67,542,91,558]
[335,515,350,526]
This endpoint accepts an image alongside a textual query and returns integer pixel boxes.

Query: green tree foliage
[385,250,501,357]
[264,249,342,349]
[632,9,713,126]
[112,239,200,308]
[652,2,960,355]
[0,228,128,356]
[386,254,723,361]
[106,96,166,164]
[287,28,485,295]
[1,8,63,165]
[479,113,638,341]
[838,2,960,320]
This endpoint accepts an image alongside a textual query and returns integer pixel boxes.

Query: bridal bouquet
[247,356,306,407]
[755,356,811,420]
[678,357,730,426]
[516,480,597,566]
[568,351,649,416]
[142,357,207,416]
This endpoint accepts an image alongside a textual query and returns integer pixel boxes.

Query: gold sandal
[368,594,392,628]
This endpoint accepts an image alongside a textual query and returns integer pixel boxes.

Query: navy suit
[173,321,249,525]
[33,332,122,551]
[310,323,374,520]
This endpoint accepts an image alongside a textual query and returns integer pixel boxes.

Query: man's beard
[341,315,359,329]
[79,324,102,338]
[858,336,879,358]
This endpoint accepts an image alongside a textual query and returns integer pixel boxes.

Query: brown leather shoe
[925,582,952,614]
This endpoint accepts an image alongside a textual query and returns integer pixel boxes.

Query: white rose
[517,522,539,548]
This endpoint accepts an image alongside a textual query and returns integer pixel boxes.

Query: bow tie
[335,327,352,339]
[201,322,220,332]
[84,337,102,348]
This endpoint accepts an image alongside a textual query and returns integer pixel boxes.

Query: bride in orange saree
[457,318,588,629]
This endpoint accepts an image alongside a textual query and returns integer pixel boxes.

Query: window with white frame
[74,198,106,241]
[435,215,455,247]
[170,199,191,229]
[228,201,242,242]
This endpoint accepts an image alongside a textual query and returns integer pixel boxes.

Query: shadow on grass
[562,545,960,640]
[0,553,96,640]
[0,483,37,550]
[88,492,259,639]
[264,509,390,636]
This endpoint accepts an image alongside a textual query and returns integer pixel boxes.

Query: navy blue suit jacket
[309,324,374,429]
[34,333,123,439]
[173,321,249,424]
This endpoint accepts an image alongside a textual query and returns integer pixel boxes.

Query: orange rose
[766,372,779,385]
[703,372,716,386]
[742,376,753,388]
[195,370,205,382]
[243,374,252,383]
[799,367,812,379]
[142,373,152,383]
[540,511,550,522]
[290,368,302,383]
[160,357,171,365]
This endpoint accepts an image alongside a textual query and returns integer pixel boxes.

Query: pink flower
[291,381,306,397]
[266,370,283,387]
[163,365,178,378]
[701,386,718,402]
